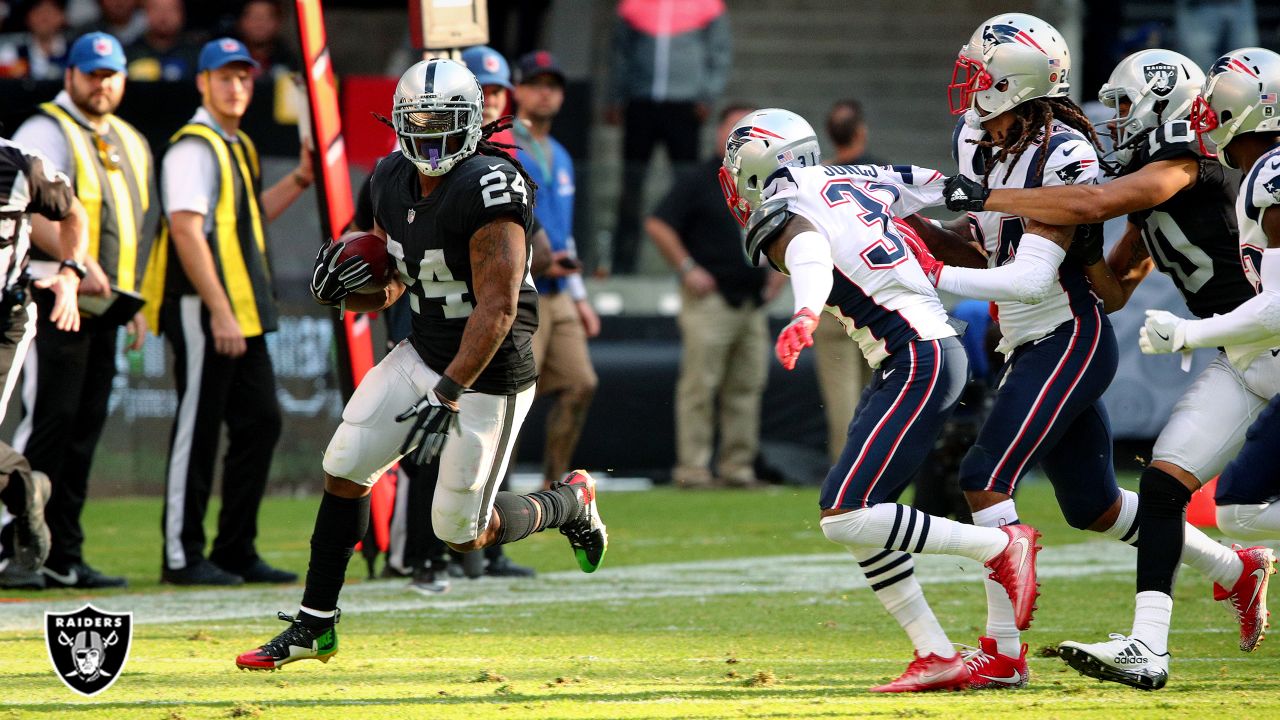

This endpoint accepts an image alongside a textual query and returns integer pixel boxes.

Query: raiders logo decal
[1143,63,1177,98]
[45,604,133,696]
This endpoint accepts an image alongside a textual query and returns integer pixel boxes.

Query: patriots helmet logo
[1209,54,1260,80]
[1143,63,1177,97]
[981,24,1020,54]
[725,125,783,158]
[1055,158,1096,184]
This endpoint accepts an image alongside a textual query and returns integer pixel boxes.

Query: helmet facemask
[393,96,481,176]
[949,54,993,116]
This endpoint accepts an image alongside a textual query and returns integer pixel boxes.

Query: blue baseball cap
[67,32,127,74]
[461,46,512,90]
[197,37,260,72]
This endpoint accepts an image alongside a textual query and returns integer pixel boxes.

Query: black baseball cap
[515,50,565,85]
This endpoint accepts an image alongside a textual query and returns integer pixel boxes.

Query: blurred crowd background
[0,0,1278,493]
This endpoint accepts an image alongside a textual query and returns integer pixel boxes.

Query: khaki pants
[814,313,868,462]
[675,289,767,483]
[531,292,598,485]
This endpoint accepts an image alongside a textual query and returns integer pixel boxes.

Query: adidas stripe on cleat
[556,470,607,573]
[235,611,339,670]
[1058,633,1169,691]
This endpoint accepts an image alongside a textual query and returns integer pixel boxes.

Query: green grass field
[2,479,1278,719]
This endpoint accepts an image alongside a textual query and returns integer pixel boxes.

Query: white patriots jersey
[1228,144,1280,369]
[763,163,957,368]
[954,117,1103,352]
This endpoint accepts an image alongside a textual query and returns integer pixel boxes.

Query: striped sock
[852,548,954,658]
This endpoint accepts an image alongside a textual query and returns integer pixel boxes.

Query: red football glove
[894,218,943,286]
[775,308,819,370]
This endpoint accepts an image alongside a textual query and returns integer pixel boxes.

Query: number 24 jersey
[370,151,539,395]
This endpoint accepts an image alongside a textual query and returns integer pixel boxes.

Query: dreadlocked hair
[369,112,538,200]
[967,96,1105,186]
[477,115,538,199]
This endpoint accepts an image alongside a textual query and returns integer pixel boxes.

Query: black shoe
[42,561,127,589]
[162,559,244,586]
[485,554,536,578]
[379,563,411,579]
[224,559,298,584]
[408,563,451,594]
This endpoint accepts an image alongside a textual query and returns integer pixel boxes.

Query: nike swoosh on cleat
[40,567,78,585]
[916,667,959,684]
[977,670,1022,684]
[1244,568,1268,613]
[1012,536,1030,574]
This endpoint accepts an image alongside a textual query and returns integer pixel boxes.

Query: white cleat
[1058,633,1169,691]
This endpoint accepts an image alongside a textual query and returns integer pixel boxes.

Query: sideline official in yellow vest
[141,37,312,586]
[11,31,151,590]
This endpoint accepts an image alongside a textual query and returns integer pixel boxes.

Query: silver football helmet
[1098,49,1204,167]
[719,108,820,226]
[392,58,483,176]
[949,13,1070,119]
[1191,47,1280,168]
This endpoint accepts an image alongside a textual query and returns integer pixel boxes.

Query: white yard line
[0,541,1137,633]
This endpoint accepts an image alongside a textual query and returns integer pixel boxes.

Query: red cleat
[984,525,1041,631]
[963,636,1029,689]
[1213,544,1276,652]
[869,652,968,693]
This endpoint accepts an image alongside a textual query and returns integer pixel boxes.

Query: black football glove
[943,174,990,212]
[1066,223,1105,266]
[396,387,461,465]
[310,241,373,306]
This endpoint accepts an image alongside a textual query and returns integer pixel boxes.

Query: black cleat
[485,554,536,578]
[227,559,298,584]
[556,470,607,573]
[236,611,339,670]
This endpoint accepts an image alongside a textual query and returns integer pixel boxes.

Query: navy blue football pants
[959,307,1120,529]
[821,336,968,510]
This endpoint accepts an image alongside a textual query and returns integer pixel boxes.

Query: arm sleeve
[784,230,834,316]
[934,233,1067,304]
[23,152,75,221]
[162,139,217,218]
[1183,247,1280,348]
[565,273,588,301]
[12,116,71,175]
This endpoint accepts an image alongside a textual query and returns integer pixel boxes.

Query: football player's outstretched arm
[1157,207,1280,351]
[977,158,1198,225]
[764,215,833,371]
[443,218,527,388]
[926,219,1071,305]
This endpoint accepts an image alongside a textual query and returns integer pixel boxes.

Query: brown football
[334,231,393,293]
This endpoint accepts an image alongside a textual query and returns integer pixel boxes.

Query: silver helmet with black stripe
[393,58,483,176]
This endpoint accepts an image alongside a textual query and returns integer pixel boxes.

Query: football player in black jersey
[235,58,607,670]
[945,48,1273,689]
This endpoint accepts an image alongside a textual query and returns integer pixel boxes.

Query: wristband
[59,259,87,279]
[292,171,312,189]
[434,374,466,403]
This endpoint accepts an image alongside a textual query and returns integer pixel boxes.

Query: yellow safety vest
[38,102,150,292]
[140,123,274,336]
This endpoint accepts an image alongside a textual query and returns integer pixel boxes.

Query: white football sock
[972,499,1022,658]
[1181,522,1242,587]
[1130,591,1174,656]
[299,606,336,619]
[851,548,955,658]
[1100,489,1140,544]
[819,504,1007,562]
